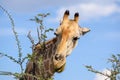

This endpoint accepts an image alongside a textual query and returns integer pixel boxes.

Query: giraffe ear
[74,12,79,23]
[62,10,69,23]
[81,27,90,35]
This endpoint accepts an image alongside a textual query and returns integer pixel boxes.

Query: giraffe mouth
[54,63,66,73]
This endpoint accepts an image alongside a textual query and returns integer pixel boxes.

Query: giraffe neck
[32,37,58,79]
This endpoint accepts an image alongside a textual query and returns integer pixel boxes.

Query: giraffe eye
[54,32,59,36]
[73,37,79,41]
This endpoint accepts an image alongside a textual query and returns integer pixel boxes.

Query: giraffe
[22,10,90,80]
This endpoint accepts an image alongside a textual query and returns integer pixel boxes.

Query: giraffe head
[53,10,90,72]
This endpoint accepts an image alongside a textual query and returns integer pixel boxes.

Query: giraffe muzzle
[53,54,66,73]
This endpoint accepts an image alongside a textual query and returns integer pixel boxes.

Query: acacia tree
[85,54,120,80]
[0,5,53,80]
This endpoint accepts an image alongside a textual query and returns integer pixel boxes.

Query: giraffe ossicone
[23,10,90,80]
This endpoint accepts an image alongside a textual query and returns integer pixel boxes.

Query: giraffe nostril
[55,54,64,61]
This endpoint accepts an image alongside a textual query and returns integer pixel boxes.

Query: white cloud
[55,3,120,21]
[94,69,111,80]
[1,0,119,14]
[0,0,82,13]
[1,0,120,22]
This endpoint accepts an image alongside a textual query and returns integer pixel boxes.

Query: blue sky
[0,0,120,80]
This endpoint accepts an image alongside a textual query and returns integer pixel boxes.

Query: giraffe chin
[54,63,66,73]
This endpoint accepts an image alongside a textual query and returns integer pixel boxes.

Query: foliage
[0,4,25,76]
[28,12,53,50]
[85,54,120,80]
[0,5,53,80]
